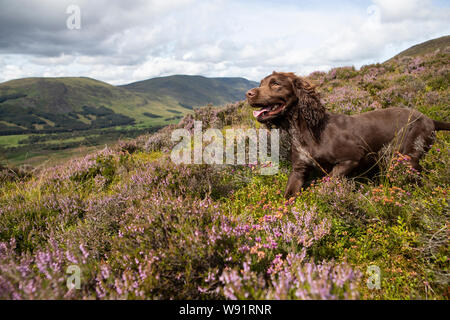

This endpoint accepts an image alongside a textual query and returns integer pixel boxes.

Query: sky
[0,0,449,85]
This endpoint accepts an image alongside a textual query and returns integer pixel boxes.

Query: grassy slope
[0,77,188,126]
[387,35,450,62]
[120,74,258,107]
[0,41,449,300]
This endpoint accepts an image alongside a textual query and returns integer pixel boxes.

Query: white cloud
[372,0,442,22]
[31,53,75,65]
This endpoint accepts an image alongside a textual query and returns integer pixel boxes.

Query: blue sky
[0,0,449,84]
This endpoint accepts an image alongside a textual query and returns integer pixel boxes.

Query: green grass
[0,126,162,167]
[0,134,29,147]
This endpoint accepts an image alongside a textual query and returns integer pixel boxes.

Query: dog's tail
[433,120,450,131]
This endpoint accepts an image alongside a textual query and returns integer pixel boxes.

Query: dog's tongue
[253,107,271,118]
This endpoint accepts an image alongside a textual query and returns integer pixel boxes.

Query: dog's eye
[271,82,280,87]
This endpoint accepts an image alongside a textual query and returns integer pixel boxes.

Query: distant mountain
[0,75,257,135]
[386,35,450,62]
[120,75,258,108]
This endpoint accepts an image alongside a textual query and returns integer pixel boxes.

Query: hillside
[0,38,449,300]
[387,35,450,61]
[121,75,258,108]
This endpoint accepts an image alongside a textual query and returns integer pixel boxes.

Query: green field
[0,134,29,147]
[0,126,165,167]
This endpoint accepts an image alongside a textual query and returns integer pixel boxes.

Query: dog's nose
[246,89,257,98]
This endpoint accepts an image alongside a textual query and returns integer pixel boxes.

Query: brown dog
[247,72,450,198]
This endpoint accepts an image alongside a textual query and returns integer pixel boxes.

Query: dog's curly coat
[247,71,450,199]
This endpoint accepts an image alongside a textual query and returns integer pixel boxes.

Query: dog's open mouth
[252,103,286,119]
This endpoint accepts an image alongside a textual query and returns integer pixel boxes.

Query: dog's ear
[292,76,326,140]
